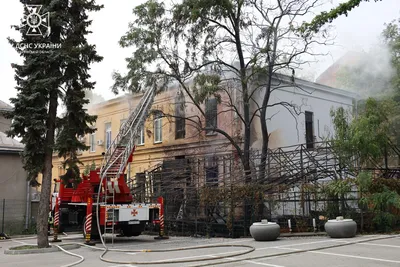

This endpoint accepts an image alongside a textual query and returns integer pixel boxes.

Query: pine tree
[55,0,102,187]
[7,0,102,248]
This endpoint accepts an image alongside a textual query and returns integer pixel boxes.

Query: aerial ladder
[96,87,156,245]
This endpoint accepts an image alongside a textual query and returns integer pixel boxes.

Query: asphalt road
[1,233,400,267]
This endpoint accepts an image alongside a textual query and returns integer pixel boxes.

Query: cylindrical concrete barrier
[324,216,357,238]
[250,219,280,241]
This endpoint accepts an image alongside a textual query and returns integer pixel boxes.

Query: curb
[4,243,80,255]
[280,232,327,237]
[0,232,82,242]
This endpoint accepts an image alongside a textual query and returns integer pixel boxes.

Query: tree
[383,18,400,99]
[54,0,102,188]
[382,18,400,145]
[299,0,384,35]
[7,0,102,248]
[112,0,330,182]
[330,97,399,230]
[331,98,395,169]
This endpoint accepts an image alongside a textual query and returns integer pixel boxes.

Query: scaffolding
[130,141,400,237]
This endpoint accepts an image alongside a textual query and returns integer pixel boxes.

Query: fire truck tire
[121,226,141,237]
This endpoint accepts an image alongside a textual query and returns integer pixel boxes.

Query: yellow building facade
[46,87,239,194]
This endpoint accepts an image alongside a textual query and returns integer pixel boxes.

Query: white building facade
[250,75,358,150]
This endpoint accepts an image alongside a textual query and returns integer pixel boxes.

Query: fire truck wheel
[121,226,141,237]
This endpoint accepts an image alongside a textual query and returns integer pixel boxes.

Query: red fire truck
[51,88,163,241]
[55,167,160,239]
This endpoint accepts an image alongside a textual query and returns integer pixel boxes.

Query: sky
[0,0,399,106]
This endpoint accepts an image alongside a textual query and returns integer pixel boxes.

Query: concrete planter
[324,216,357,238]
[249,219,280,241]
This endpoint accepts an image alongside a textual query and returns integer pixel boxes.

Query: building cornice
[273,73,360,100]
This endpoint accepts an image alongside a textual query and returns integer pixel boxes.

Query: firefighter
[48,210,54,235]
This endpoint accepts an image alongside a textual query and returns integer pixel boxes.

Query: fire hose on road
[49,233,400,267]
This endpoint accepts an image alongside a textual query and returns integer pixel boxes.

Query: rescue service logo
[131,209,138,216]
[13,4,62,54]
[22,5,51,37]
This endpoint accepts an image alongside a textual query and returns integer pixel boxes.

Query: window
[205,156,218,187]
[105,122,112,149]
[136,126,145,145]
[89,133,96,152]
[154,111,162,143]
[205,98,217,134]
[175,93,186,139]
[305,111,314,149]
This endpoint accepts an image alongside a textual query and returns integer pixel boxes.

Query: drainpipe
[25,181,31,230]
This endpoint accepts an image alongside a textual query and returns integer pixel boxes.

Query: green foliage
[356,171,373,192]
[112,0,169,94]
[83,164,90,176]
[83,161,97,176]
[324,178,354,196]
[53,0,103,186]
[357,172,400,232]
[383,17,400,98]
[330,106,353,167]
[299,0,383,35]
[330,97,396,168]
[192,74,222,104]
[329,98,400,230]
[113,0,332,179]
[382,18,400,146]
[7,1,103,188]
[352,98,393,164]
[6,2,63,185]
[90,160,97,170]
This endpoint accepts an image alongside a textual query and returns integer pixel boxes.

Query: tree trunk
[259,26,279,183]
[259,117,269,183]
[259,67,273,183]
[37,89,58,248]
[238,60,251,183]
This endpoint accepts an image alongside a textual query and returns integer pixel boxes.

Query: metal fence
[0,199,35,236]
[135,143,399,237]
[142,188,363,238]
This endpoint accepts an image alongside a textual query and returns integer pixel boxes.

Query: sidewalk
[1,231,327,241]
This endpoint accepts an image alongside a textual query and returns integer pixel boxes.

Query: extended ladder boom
[100,88,156,184]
